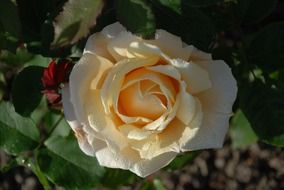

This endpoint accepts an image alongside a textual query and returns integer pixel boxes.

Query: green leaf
[0,0,21,38]
[38,135,105,189]
[140,179,166,190]
[240,81,284,147]
[0,102,39,155]
[101,168,139,188]
[237,0,278,24]
[151,1,215,50]
[12,66,44,117]
[247,22,284,72]
[16,0,63,42]
[24,55,51,67]
[151,0,181,13]
[16,156,52,190]
[0,14,19,53]
[116,0,156,38]
[0,72,5,101]
[165,151,199,171]
[52,0,104,48]
[230,110,258,148]
[1,158,18,173]
[153,179,166,190]
[183,0,223,7]
[181,7,216,50]
[0,47,33,65]
[0,32,19,53]
[43,112,70,137]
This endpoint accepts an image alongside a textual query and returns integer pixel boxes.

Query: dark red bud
[42,90,61,104]
[42,59,73,105]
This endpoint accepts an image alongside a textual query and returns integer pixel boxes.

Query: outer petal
[170,59,212,94]
[86,89,129,150]
[84,33,115,62]
[107,32,139,61]
[189,46,212,61]
[69,53,113,123]
[147,30,192,60]
[182,60,237,150]
[181,112,231,150]
[101,22,126,38]
[197,60,238,114]
[93,142,177,177]
[62,85,96,156]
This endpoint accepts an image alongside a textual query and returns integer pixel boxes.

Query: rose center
[119,80,167,120]
[118,67,177,120]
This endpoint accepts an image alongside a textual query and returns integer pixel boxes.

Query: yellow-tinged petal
[86,89,129,150]
[176,81,198,125]
[181,60,237,150]
[170,59,212,94]
[147,30,191,60]
[119,124,153,140]
[146,64,181,81]
[84,33,115,62]
[101,22,125,39]
[119,82,167,120]
[62,85,96,156]
[94,143,177,177]
[69,53,113,123]
[197,60,237,114]
[101,57,159,114]
[107,32,139,61]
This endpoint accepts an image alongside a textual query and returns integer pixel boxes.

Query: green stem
[31,160,52,190]
[16,156,52,190]
[47,115,64,137]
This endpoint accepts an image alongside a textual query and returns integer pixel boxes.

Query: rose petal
[148,30,191,60]
[101,57,159,114]
[119,124,153,140]
[133,96,202,159]
[181,112,231,150]
[94,143,177,177]
[131,118,184,159]
[197,60,238,114]
[69,53,113,123]
[107,31,139,61]
[62,85,96,156]
[146,64,181,81]
[176,82,197,125]
[86,89,129,150]
[189,46,212,61]
[84,33,115,62]
[101,22,126,38]
[62,84,81,131]
[119,82,167,120]
[129,41,167,59]
[170,59,212,94]
[181,60,237,150]
[143,93,179,131]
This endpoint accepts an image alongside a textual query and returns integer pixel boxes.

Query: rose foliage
[0,0,284,189]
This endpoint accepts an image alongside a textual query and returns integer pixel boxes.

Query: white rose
[62,22,237,177]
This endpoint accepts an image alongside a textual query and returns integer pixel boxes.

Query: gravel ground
[1,138,284,190]
[155,139,284,190]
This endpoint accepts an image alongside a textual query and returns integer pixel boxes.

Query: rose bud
[42,59,73,105]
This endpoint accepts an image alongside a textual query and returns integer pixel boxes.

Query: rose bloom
[62,22,237,177]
